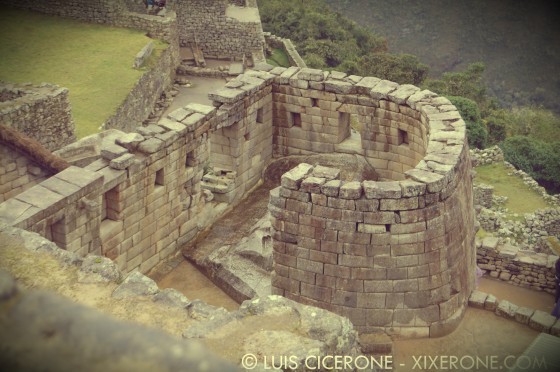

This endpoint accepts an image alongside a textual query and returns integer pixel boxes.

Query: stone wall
[477,239,557,294]
[172,0,266,61]
[0,143,49,203]
[0,69,274,274]
[103,19,180,132]
[245,66,477,338]
[473,183,494,209]
[0,83,76,151]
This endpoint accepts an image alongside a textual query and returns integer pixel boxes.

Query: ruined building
[0,0,476,338]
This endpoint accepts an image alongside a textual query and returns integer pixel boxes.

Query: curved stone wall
[267,67,476,338]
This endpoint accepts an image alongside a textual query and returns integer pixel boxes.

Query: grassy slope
[0,8,165,138]
[474,163,550,216]
[266,48,290,67]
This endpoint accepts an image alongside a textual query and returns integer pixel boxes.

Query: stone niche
[267,67,477,339]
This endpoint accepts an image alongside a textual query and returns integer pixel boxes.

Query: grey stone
[78,255,121,284]
[133,41,154,68]
[321,180,342,197]
[100,142,128,161]
[297,68,324,82]
[514,306,535,324]
[311,165,340,180]
[370,80,398,100]
[363,181,401,199]
[112,271,159,299]
[228,62,244,75]
[484,294,497,311]
[324,79,354,94]
[468,290,488,309]
[496,300,518,319]
[153,288,191,309]
[116,132,144,151]
[187,299,228,320]
[300,177,325,194]
[280,163,313,190]
[339,181,363,199]
[482,237,499,250]
[388,84,420,105]
[167,107,191,122]
[529,310,557,332]
[137,137,164,154]
[253,62,274,72]
[109,153,136,170]
[157,118,188,135]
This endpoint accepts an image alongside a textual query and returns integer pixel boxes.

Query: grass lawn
[267,48,290,67]
[0,7,167,139]
[474,163,550,217]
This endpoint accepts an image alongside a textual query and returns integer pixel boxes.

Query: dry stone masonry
[0,83,76,151]
[172,0,266,62]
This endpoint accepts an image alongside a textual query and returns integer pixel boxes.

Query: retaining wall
[264,32,307,68]
[172,0,266,61]
[0,83,76,151]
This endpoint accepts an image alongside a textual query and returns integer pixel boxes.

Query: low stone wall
[473,183,494,209]
[0,83,76,151]
[468,290,560,336]
[264,32,307,68]
[103,36,180,133]
[477,237,557,294]
[470,145,504,166]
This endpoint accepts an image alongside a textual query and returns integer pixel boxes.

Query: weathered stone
[187,299,228,320]
[112,271,159,299]
[109,153,136,170]
[115,132,144,151]
[280,163,313,190]
[468,290,488,309]
[339,182,362,199]
[514,306,535,324]
[363,181,401,199]
[100,143,128,161]
[312,165,340,180]
[78,255,121,284]
[482,237,499,250]
[153,288,191,309]
[496,300,518,319]
[321,180,342,197]
[484,294,497,311]
[300,177,325,194]
[529,310,557,332]
[137,137,164,154]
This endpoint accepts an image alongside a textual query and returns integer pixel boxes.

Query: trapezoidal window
[155,168,165,188]
[102,186,120,221]
[311,98,319,107]
[256,107,264,124]
[398,129,409,146]
[290,112,301,128]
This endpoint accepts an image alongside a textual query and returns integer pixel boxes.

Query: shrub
[500,136,560,193]
[447,96,487,149]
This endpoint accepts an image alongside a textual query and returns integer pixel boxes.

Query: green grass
[474,163,550,217]
[0,8,167,138]
[267,48,291,67]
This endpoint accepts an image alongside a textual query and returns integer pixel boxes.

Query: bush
[447,96,487,149]
[500,136,560,193]
[356,53,428,85]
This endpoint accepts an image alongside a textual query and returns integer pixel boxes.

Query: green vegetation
[0,8,166,139]
[474,163,550,216]
[267,48,290,67]
[258,0,428,85]
[447,96,487,149]
[500,136,560,193]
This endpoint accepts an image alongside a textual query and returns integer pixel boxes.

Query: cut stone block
[514,306,535,325]
[280,163,313,190]
[339,182,362,199]
[484,294,497,311]
[529,310,557,332]
[363,181,401,199]
[110,153,136,170]
[496,300,518,319]
[116,133,144,151]
[100,143,128,161]
[468,290,488,309]
[137,138,164,154]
